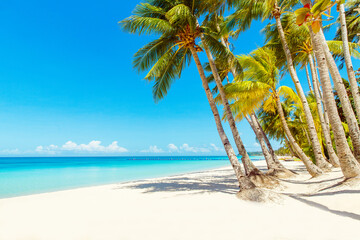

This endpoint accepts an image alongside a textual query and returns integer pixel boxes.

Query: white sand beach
[0,160,360,240]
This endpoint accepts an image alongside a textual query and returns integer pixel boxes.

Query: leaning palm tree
[228,0,332,171]
[336,0,360,44]
[199,15,268,180]
[296,0,360,178]
[297,0,360,162]
[202,14,290,179]
[120,0,267,199]
[167,4,275,185]
[338,2,360,122]
[225,47,323,177]
[263,12,343,167]
[208,61,292,177]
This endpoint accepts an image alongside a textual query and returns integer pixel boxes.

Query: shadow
[289,165,308,171]
[278,176,343,185]
[287,194,360,221]
[115,173,240,195]
[299,189,360,197]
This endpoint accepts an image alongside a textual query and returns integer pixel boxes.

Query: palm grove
[121,0,360,201]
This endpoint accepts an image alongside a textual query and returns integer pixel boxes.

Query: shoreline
[0,164,231,200]
[1,160,360,240]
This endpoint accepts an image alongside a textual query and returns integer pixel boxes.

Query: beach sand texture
[0,160,359,240]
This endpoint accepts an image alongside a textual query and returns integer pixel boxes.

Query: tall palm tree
[308,26,360,178]
[225,47,323,177]
[335,0,360,44]
[338,2,360,121]
[228,0,332,171]
[199,16,267,179]
[201,14,290,180]
[313,32,360,178]
[206,58,291,177]
[206,13,294,176]
[299,0,360,161]
[120,0,263,197]
[308,53,340,167]
[263,12,341,167]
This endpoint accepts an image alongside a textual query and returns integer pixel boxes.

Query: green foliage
[120,0,211,102]
[121,0,358,163]
[275,145,291,155]
[338,0,360,44]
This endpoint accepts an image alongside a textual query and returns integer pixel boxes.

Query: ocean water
[0,156,263,199]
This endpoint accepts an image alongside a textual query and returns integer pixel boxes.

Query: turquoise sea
[0,156,263,199]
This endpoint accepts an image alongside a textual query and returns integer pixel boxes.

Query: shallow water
[0,156,263,198]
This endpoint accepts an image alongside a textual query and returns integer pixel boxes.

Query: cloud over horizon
[140,145,164,153]
[31,142,224,155]
[36,140,128,154]
[140,143,224,154]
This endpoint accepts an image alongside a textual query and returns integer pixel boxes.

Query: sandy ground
[0,160,359,240]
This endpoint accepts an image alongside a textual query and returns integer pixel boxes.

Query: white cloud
[179,143,210,153]
[253,142,260,147]
[0,149,20,154]
[36,140,128,154]
[62,141,78,151]
[141,145,164,153]
[35,145,57,154]
[167,143,179,152]
[210,143,221,151]
[166,143,222,153]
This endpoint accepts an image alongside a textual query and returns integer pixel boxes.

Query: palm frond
[120,16,174,35]
[133,35,177,72]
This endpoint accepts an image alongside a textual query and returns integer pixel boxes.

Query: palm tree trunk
[189,46,256,189]
[305,64,313,92]
[308,54,340,167]
[299,116,312,147]
[200,35,260,176]
[318,29,360,162]
[275,94,323,177]
[339,3,360,120]
[284,135,296,158]
[217,33,289,176]
[313,55,331,129]
[219,30,292,176]
[273,9,331,170]
[245,115,275,170]
[309,28,360,178]
[253,114,283,166]
[248,113,293,178]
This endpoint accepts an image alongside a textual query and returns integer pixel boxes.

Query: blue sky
[0,0,355,156]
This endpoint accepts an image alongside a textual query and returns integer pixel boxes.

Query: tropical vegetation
[121,0,360,201]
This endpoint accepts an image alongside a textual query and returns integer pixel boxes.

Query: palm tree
[120,0,264,198]
[199,15,267,179]
[263,12,341,167]
[201,14,291,181]
[225,47,323,177]
[299,0,360,162]
[336,0,360,44]
[205,13,295,177]
[308,27,360,178]
[308,53,340,167]
[228,0,332,171]
[265,11,360,166]
[338,2,360,121]
[206,58,290,177]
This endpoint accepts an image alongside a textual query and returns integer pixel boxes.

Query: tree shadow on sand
[115,170,239,195]
[278,176,343,185]
[287,194,360,221]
